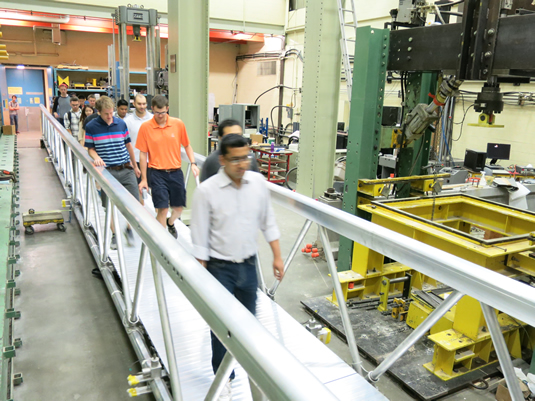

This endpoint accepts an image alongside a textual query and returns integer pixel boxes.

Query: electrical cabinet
[218,104,260,138]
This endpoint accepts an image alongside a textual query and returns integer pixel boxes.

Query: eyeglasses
[226,155,253,165]
[153,111,167,116]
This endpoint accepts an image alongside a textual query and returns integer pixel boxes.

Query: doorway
[6,67,46,133]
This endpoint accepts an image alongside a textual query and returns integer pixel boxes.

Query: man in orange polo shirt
[136,95,200,238]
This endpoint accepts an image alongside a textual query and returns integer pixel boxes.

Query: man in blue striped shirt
[85,96,141,252]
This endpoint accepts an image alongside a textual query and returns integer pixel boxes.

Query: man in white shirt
[191,134,284,401]
[124,94,152,203]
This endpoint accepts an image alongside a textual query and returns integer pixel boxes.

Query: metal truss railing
[39,105,341,401]
[180,149,535,401]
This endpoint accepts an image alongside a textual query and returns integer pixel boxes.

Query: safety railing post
[83,173,92,227]
[255,253,267,293]
[76,159,84,207]
[368,291,464,382]
[112,203,133,320]
[204,352,236,401]
[101,198,112,263]
[66,147,73,187]
[90,178,104,252]
[480,303,525,401]
[269,219,313,297]
[184,163,191,187]
[130,243,149,324]
[319,225,363,375]
[149,253,183,401]
[71,151,78,201]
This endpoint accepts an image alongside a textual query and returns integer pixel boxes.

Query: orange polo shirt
[136,116,190,170]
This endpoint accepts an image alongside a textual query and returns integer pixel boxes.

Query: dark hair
[117,99,129,108]
[78,94,86,100]
[220,134,248,156]
[152,95,169,109]
[80,105,94,124]
[70,96,79,102]
[217,119,241,138]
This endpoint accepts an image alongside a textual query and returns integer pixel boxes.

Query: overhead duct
[0,11,70,24]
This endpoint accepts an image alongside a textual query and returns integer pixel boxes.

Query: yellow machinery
[331,193,535,380]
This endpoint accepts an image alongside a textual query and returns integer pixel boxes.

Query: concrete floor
[12,130,497,400]
[13,132,154,400]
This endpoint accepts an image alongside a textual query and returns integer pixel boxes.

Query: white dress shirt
[191,169,280,262]
[124,111,153,162]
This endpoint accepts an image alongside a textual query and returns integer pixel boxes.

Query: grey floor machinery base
[301,295,505,401]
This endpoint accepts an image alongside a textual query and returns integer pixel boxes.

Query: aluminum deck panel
[85,185,385,400]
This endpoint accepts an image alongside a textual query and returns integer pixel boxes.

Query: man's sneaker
[91,268,103,280]
[167,218,178,239]
[110,234,117,250]
[218,380,232,401]
[124,226,135,247]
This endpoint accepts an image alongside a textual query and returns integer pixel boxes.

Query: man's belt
[107,163,133,171]
[151,168,179,173]
[209,255,256,264]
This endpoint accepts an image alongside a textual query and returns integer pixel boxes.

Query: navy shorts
[149,168,186,209]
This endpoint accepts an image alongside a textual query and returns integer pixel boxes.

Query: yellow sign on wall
[8,87,22,95]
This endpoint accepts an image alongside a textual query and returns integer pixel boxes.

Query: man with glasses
[191,134,284,401]
[200,118,259,182]
[136,95,199,238]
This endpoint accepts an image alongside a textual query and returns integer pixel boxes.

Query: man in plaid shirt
[64,96,82,140]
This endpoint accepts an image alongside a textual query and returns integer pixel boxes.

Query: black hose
[254,85,297,104]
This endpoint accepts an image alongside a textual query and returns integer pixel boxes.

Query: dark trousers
[9,115,18,133]
[207,256,257,381]
[56,117,65,127]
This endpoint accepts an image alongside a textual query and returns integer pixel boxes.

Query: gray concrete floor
[12,130,497,400]
[13,135,154,400]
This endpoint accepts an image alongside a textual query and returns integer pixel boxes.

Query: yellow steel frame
[357,174,450,197]
[334,194,535,380]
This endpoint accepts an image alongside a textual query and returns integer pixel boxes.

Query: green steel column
[167,0,209,156]
[338,27,389,272]
[167,0,209,212]
[295,0,341,198]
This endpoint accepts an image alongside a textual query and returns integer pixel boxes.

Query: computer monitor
[486,143,511,165]
[463,149,487,172]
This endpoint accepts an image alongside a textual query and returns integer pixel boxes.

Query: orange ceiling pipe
[0,10,265,44]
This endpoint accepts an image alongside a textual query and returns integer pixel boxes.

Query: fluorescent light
[16,65,25,69]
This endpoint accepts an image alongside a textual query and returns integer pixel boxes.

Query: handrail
[267,183,535,327]
[184,146,535,327]
[39,105,340,401]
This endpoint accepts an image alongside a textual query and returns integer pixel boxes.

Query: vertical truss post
[320,226,362,375]
[149,253,183,401]
[480,303,524,401]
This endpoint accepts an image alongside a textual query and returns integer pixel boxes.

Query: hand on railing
[92,156,106,167]
[191,163,200,178]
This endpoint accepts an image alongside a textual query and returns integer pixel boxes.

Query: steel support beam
[168,0,209,210]
[295,0,341,198]
[167,0,209,157]
[338,27,389,271]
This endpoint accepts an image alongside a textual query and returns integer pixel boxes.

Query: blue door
[6,68,45,107]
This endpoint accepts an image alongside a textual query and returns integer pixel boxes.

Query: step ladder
[337,0,358,102]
